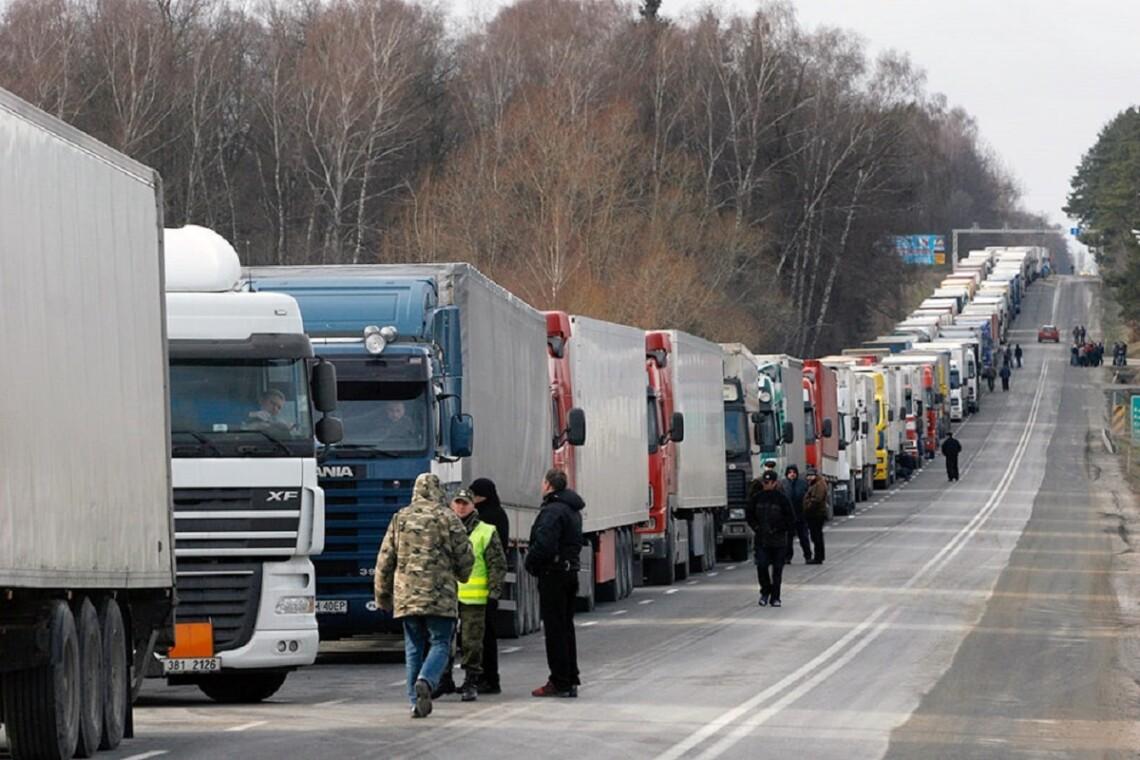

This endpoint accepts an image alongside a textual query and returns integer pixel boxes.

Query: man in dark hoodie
[781,465,811,563]
[525,468,585,698]
[469,478,510,694]
[746,470,796,607]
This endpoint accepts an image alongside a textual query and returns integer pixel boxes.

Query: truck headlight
[729,508,746,520]
[275,596,316,615]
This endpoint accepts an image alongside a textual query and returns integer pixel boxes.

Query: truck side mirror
[838,438,847,450]
[781,421,794,444]
[566,407,586,447]
[888,409,895,422]
[822,418,833,438]
[450,413,474,458]
[862,421,869,435]
[669,412,685,443]
[756,422,777,451]
[316,415,343,445]
[312,359,338,413]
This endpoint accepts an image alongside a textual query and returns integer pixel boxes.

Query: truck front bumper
[219,557,319,670]
[638,534,668,560]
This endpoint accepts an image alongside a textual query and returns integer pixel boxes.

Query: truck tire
[97,598,128,751]
[198,672,287,704]
[74,598,104,758]
[4,599,81,760]
[644,524,676,586]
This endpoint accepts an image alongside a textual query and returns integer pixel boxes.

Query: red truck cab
[639,331,684,585]
[802,361,838,501]
[545,312,585,484]
[922,365,937,458]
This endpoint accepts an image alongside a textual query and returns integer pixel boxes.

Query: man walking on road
[526,468,585,698]
[375,473,474,719]
[1014,344,1023,368]
[469,478,509,694]
[802,467,828,564]
[746,470,796,607]
[781,465,811,563]
[1000,364,1012,391]
[941,432,962,482]
[984,364,996,392]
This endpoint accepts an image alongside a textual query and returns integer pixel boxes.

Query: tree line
[0,0,1061,354]
[1066,107,1140,336]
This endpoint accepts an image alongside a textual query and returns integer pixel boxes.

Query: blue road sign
[1070,227,1080,236]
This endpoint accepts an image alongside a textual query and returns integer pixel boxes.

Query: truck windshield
[332,380,430,454]
[169,358,314,458]
[756,409,778,452]
[804,404,817,443]
[647,396,660,454]
[724,410,750,458]
[949,368,961,389]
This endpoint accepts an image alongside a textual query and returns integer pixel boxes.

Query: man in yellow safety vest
[450,487,507,701]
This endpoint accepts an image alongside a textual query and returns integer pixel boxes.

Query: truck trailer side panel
[664,330,728,510]
[0,88,173,590]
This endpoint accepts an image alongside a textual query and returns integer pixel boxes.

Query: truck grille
[175,560,263,652]
[173,487,300,558]
[726,469,749,508]
[319,478,409,596]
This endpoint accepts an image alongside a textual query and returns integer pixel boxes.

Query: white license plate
[316,599,348,614]
[162,657,220,675]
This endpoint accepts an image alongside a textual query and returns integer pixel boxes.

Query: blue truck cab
[248,269,473,638]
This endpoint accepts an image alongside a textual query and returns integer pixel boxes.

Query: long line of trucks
[0,87,1046,759]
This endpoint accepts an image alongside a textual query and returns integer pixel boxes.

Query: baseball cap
[761,470,780,483]
[453,488,475,503]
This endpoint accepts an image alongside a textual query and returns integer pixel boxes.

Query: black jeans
[785,520,812,561]
[754,544,786,601]
[481,598,500,686]
[538,571,579,690]
[945,455,960,481]
[806,516,825,562]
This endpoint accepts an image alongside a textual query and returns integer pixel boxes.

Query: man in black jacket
[941,432,962,482]
[781,465,811,563]
[470,477,510,694]
[525,468,584,698]
[746,470,796,607]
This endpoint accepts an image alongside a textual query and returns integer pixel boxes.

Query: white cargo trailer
[0,87,174,759]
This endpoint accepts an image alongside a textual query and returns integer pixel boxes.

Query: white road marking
[121,752,170,760]
[611,609,628,615]
[501,646,522,654]
[638,599,654,605]
[664,588,679,595]
[725,565,737,571]
[388,679,407,687]
[687,580,699,585]
[315,698,350,707]
[580,620,598,627]
[658,606,891,760]
[225,721,268,732]
[706,571,719,577]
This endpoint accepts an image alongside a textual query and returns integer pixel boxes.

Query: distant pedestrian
[941,432,962,482]
[1014,344,1023,368]
[469,478,510,694]
[1003,346,1013,369]
[802,468,829,564]
[746,470,796,607]
[526,469,585,698]
[1000,364,1011,391]
[1071,344,1079,366]
[781,465,811,563]
[984,365,996,392]
[374,473,474,719]
[444,488,507,702]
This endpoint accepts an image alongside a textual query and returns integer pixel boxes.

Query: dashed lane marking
[501,646,522,654]
[638,599,654,605]
[665,588,679,595]
[225,721,268,732]
[687,580,700,585]
[122,752,170,760]
[580,621,599,627]
[611,609,628,616]
[315,698,350,707]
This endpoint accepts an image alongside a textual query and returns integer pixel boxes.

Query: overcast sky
[445,0,1140,239]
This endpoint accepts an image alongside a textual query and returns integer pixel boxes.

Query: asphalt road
[25,275,1137,760]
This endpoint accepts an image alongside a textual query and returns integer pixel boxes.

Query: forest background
[0,0,1067,354]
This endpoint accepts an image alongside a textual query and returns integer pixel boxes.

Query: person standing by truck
[746,470,795,607]
[448,488,507,702]
[375,473,474,718]
[1014,344,1023,368]
[802,468,829,564]
[941,432,963,482]
[1000,364,1012,391]
[781,465,811,563]
[469,478,510,694]
[526,469,585,698]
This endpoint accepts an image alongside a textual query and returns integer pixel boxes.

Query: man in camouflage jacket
[375,473,474,718]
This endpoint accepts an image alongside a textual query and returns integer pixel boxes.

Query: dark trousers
[480,598,500,686]
[1015,356,1022,368]
[986,377,995,391]
[945,455,960,481]
[754,544,786,601]
[785,520,812,561]
[538,571,579,690]
[806,516,825,562]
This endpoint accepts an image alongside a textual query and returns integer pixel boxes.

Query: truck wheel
[198,672,287,704]
[74,598,104,758]
[4,599,81,760]
[97,598,128,750]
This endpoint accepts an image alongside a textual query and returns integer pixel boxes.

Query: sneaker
[771,599,782,608]
[758,594,769,607]
[532,681,573,698]
[414,678,433,717]
[460,679,478,702]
